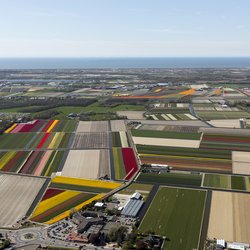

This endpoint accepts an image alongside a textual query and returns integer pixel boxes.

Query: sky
[0,0,250,57]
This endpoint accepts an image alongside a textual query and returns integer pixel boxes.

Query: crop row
[31,188,102,224]
[113,147,138,180]
[0,150,65,176]
[5,119,77,134]
[112,131,129,147]
[132,129,201,140]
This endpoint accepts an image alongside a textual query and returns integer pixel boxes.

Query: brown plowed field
[208,191,250,243]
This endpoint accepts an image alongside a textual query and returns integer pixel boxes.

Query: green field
[136,144,231,159]
[245,177,250,191]
[203,174,230,189]
[0,133,36,149]
[53,120,78,132]
[131,129,201,140]
[231,176,246,190]
[49,103,145,119]
[137,172,202,187]
[139,187,206,250]
[112,147,126,180]
[196,111,250,120]
[0,103,145,119]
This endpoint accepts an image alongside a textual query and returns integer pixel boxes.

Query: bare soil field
[76,121,109,132]
[0,174,46,227]
[139,120,208,127]
[232,151,250,174]
[133,137,200,148]
[207,119,241,128]
[199,127,250,136]
[61,149,110,179]
[110,120,127,131]
[117,111,145,120]
[72,132,109,149]
[139,124,200,133]
[208,191,250,243]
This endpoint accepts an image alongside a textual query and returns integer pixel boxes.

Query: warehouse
[121,192,144,218]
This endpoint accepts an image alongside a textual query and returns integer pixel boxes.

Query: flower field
[137,145,232,173]
[0,150,65,176]
[4,119,78,134]
[50,176,122,193]
[31,188,103,224]
[30,132,72,149]
[4,120,47,133]
[200,134,250,151]
[113,147,138,180]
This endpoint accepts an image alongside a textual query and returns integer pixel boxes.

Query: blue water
[0,57,250,69]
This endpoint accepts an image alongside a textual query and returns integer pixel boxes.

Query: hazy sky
[0,0,250,57]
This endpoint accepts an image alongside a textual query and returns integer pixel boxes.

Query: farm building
[121,192,144,217]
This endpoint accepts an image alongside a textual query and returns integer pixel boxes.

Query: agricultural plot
[138,124,200,133]
[30,132,72,149]
[208,191,250,243]
[50,176,122,193]
[5,120,47,133]
[146,112,197,121]
[61,150,110,179]
[72,132,109,149]
[207,119,241,128]
[0,133,36,149]
[0,150,65,176]
[137,172,202,187]
[133,137,200,148]
[131,129,201,140]
[41,120,59,133]
[116,111,145,120]
[139,187,206,250]
[0,174,46,227]
[203,174,231,189]
[76,121,109,133]
[232,151,250,175]
[112,132,129,147]
[200,134,250,151]
[203,173,247,191]
[113,147,138,180]
[52,120,78,132]
[137,145,232,173]
[196,111,250,120]
[110,120,127,132]
[31,188,100,224]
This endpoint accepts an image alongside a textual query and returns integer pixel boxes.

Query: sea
[0,57,250,69]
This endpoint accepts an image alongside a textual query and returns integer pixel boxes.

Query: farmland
[0,133,36,149]
[61,149,110,179]
[50,176,121,193]
[110,120,127,131]
[139,187,206,250]
[146,112,197,121]
[0,150,65,176]
[137,172,202,187]
[76,121,109,133]
[208,191,250,243]
[72,132,109,149]
[31,188,100,224]
[137,145,232,173]
[112,147,138,180]
[0,174,47,227]
[112,131,129,147]
[203,173,248,192]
